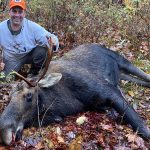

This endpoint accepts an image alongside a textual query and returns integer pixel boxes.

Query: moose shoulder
[0,44,150,145]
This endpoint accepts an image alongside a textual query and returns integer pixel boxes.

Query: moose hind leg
[122,60,150,82]
[102,85,150,140]
[120,74,150,88]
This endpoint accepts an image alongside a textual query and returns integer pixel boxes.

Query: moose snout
[0,128,15,145]
[0,119,24,145]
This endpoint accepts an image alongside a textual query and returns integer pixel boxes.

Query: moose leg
[120,74,150,88]
[121,60,150,81]
[108,87,150,140]
[95,83,150,140]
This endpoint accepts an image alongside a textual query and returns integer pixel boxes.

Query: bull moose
[0,43,150,145]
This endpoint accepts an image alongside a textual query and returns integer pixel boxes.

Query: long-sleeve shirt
[0,18,59,60]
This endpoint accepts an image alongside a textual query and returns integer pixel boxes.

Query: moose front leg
[108,87,150,140]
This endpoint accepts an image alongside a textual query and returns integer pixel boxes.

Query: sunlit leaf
[69,136,83,150]
[57,136,65,143]
[45,138,54,149]
[128,90,135,97]
[76,116,87,125]
[55,127,61,136]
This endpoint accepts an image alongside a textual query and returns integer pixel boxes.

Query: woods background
[0,0,150,58]
[27,0,150,59]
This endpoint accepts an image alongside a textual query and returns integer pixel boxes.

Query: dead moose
[0,43,150,145]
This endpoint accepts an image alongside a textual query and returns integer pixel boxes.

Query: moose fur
[0,44,150,145]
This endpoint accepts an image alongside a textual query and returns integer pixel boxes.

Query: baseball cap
[9,0,26,10]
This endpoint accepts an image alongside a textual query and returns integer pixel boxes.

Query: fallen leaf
[66,131,76,139]
[132,102,137,110]
[55,127,61,136]
[101,124,114,132]
[69,136,83,150]
[128,91,134,97]
[76,116,87,125]
[126,133,136,143]
[35,141,45,149]
[126,132,145,147]
[57,136,65,143]
[135,137,145,148]
[45,138,54,149]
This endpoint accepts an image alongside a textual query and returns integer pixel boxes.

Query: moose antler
[36,37,53,83]
[14,37,54,87]
[13,71,36,87]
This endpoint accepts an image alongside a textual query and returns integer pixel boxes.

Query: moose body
[0,44,150,145]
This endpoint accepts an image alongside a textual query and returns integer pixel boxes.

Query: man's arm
[31,21,59,51]
[47,33,59,52]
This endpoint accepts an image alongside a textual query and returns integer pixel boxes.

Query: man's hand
[47,34,59,52]
[0,62,5,71]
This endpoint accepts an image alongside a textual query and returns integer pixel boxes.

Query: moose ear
[38,73,62,88]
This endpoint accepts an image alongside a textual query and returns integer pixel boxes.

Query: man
[0,0,59,76]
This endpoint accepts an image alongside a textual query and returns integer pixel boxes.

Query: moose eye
[26,92,33,102]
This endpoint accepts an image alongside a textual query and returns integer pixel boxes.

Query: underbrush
[25,0,150,59]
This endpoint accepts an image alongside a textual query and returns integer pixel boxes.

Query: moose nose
[0,128,14,145]
[0,121,24,145]
[0,127,24,145]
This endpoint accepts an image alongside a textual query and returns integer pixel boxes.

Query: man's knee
[30,46,48,74]
[3,57,24,75]
[32,46,47,60]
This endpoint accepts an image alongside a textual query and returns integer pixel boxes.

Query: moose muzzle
[0,119,24,145]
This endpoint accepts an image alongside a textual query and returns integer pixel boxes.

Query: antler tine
[13,71,37,87]
[36,37,53,83]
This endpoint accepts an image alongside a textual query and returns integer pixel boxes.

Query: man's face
[9,6,25,26]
